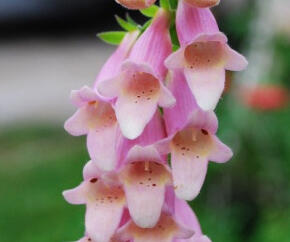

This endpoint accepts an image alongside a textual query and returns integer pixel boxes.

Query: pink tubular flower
[116,0,157,10]
[97,9,176,140]
[183,0,220,8]
[155,72,232,201]
[64,31,139,171]
[63,161,126,242]
[119,145,172,228]
[165,0,247,111]
[64,86,118,171]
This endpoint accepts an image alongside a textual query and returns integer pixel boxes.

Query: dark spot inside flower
[148,178,151,181]
[90,178,98,183]
[152,184,156,187]
[139,182,143,185]
[88,101,96,105]
[196,155,199,158]
[201,129,208,135]
[137,96,140,98]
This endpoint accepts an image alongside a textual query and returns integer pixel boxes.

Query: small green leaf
[115,15,138,31]
[140,4,159,17]
[126,13,138,26]
[97,31,127,45]
[160,0,170,10]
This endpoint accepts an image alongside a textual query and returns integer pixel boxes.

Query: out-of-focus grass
[0,99,289,242]
[0,126,88,241]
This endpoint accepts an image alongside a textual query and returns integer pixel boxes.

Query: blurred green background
[0,0,289,241]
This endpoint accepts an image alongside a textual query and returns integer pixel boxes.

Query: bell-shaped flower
[116,0,157,10]
[64,86,119,171]
[115,211,193,242]
[183,0,220,8]
[174,198,211,242]
[165,1,247,111]
[64,31,139,171]
[119,145,172,228]
[155,72,233,201]
[63,161,126,242]
[97,9,176,140]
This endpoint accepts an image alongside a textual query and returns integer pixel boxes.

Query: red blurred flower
[241,85,289,111]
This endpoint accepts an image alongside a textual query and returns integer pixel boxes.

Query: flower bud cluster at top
[63,0,247,241]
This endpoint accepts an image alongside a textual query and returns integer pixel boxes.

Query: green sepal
[126,13,138,26]
[115,15,138,32]
[97,31,127,45]
[168,0,178,10]
[160,0,170,10]
[170,24,180,50]
[172,44,180,52]
[140,4,159,17]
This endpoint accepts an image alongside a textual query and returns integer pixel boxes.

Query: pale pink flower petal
[159,84,177,108]
[63,182,88,205]
[64,106,91,136]
[71,85,99,108]
[115,212,194,242]
[165,49,186,70]
[208,136,233,163]
[87,123,118,171]
[171,147,209,200]
[85,198,124,242]
[82,160,102,180]
[224,45,248,71]
[183,57,226,111]
[186,109,218,134]
[119,146,172,228]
